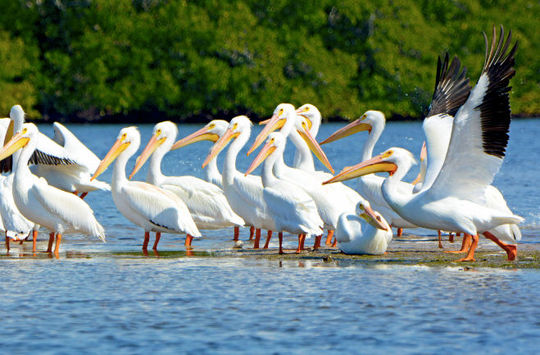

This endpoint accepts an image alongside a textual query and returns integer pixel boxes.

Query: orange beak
[297,123,334,174]
[323,154,397,185]
[202,127,238,168]
[171,126,220,150]
[247,113,285,156]
[91,138,130,181]
[245,140,277,176]
[320,118,371,145]
[129,133,166,179]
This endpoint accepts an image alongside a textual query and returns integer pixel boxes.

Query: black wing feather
[477,25,518,159]
[427,53,471,118]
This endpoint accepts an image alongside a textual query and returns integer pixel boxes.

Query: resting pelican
[0,123,105,257]
[249,103,363,248]
[202,116,275,248]
[2,105,109,197]
[246,132,323,253]
[335,200,392,255]
[326,27,522,262]
[129,121,245,239]
[171,119,261,242]
[91,127,200,251]
[320,110,419,236]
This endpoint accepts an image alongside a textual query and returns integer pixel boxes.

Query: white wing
[32,178,105,241]
[161,175,244,228]
[52,122,101,172]
[264,183,323,235]
[122,181,200,236]
[428,28,517,202]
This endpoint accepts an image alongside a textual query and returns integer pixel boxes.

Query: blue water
[2,118,539,353]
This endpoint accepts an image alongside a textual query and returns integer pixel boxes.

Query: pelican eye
[360,114,367,121]
[121,133,127,140]
[279,108,283,115]
[156,129,162,136]
[209,123,215,129]
[22,128,27,134]
[232,123,238,130]
[383,150,393,158]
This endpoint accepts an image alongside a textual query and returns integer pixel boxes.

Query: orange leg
[296,234,306,253]
[253,229,261,249]
[142,231,150,250]
[438,230,443,249]
[185,234,194,248]
[79,192,88,199]
[457,234,478,262]
[153,232,161,250]
[449,233,455,243]
[233,226,240,242]
[47,232,55,252]
[263,230,273,249]
[397,228,403,237]
[54,233,62,258]
[331,236,337,247]
[483,231,517,261]
[32,230,38,253]
[325,230,334,246]
[278,232,284,254]
[249,227,256,241]
[445,233,472,254]
[313,235,322,250]
[5,235,9,252]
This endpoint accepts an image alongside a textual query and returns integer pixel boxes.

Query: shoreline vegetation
[0,1,537,123]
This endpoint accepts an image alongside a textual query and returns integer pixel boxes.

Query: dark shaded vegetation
[0,0,537,122]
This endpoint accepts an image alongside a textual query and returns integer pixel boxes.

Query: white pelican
[0,123,105,257]
[202,116,275,248]
[1,105,110,197]
[91,127,200,251]
[0,118,36,251]
[325,27,522,262]
[417,54,521,256]
[129,121,245,240]
[171,119,260,242]
[335,200,392,255]
[320,110,419,236]
[246,132,323,253]
[249,103,362,249]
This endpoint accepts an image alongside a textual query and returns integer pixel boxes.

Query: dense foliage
[0,0,537,121]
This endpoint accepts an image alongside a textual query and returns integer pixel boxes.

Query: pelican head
[202,115,252,168]
[320,110,385,145]
[0,123,38,161]
[129,121,177,179]
[245,132,285,176]
[356,200,390,231]
[295,103,318,131]
[324,147,416,184]
[247,103,295,155]
[91,126,140,181]
[4,104,26,144]
[171,120,229,151]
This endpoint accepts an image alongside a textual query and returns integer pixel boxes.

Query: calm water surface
[1,119,539,353]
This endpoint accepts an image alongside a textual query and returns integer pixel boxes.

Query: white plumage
[0,123,105,256]
[130,121,245,230]
[326,28,522,261]
[246,132,323,253]
[91,126,200,251]
[336,200,393,255]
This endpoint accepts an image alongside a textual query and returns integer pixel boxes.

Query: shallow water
[2,118,539,353]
